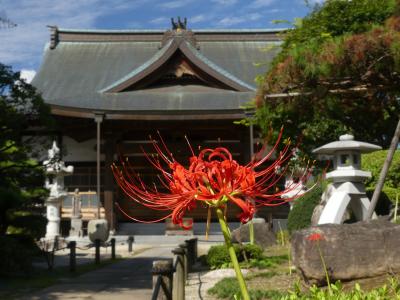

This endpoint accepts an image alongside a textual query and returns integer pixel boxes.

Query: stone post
[95,239,101,264]
[185,238,198,266]
[178,243,188,280]
[152,259,173,300]
[172,248,185,300]
[111,238,116,260]
[128,236,134,252]
[68,241,76,272]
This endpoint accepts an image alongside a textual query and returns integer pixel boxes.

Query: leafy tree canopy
[255,0,400,154]
[0,63,53,236]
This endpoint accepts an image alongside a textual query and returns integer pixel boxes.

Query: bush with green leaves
[287,185,323,234]
[0,235,38,277]
[208,276,284,300]
[206,244,264,269]
[362,150,400,205]
[282,279,400,300]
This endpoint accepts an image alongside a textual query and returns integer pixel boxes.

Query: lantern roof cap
[313,134,381,155]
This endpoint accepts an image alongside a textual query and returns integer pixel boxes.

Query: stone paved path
[23,246,174,300]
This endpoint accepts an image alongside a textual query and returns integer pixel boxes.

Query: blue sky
[0,0,323,81]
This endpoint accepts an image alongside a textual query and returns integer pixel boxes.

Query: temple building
[32,19,286,234]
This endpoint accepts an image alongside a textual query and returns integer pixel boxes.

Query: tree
[0,63,53,237]
[255,0,400,153]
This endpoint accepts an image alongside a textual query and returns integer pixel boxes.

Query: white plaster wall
[62,136,104,162]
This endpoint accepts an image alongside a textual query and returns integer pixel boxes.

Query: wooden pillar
[94,114,104,219]
[241,126,251,164]
[104,133,116,232]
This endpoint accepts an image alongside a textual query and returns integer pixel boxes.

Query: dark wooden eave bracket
[99,36,255,93]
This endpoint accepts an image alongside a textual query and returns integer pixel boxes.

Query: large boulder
[231,219,275,248]
[291,220,400,285]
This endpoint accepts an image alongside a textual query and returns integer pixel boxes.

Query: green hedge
[287,185,324,234]
[362,150,400,189]
[206,244,263,269]
[0,235,38,276]
[362,150,400,210]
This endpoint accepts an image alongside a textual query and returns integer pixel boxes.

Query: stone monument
[43,141,74,239]
[313,134,381,224]
[69,188,83,237]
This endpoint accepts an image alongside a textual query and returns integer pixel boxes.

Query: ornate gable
[101,26,255,93]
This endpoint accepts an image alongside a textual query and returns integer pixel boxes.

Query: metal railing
[151,238,198,300]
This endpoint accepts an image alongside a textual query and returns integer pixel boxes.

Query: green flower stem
[216,208,250,300]
[316,241,331,293]
[249,220,254,245]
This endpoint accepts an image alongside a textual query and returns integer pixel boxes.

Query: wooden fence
[151,238,198,300]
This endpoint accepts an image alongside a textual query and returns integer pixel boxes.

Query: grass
[207,244,400,299]
[207,245,293,299]
[0,258,122,299]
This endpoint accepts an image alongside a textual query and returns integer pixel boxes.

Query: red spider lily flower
[112,128,314,229]
[307,233,324,242]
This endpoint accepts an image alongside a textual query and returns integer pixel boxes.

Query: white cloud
[160,0,194,9]
[217,13,263,27]
[211,0,237,5]
[191,14,207,24]
[149,17,169,25]
[20,69,36,83]
[250,0,276,8]
[308,0,325,4]
[0,0,137,69]
[218,16,243,27]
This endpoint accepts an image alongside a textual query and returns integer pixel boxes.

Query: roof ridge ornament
[171,17,187,31]
[47,25,59,49]
[162,17,198,49]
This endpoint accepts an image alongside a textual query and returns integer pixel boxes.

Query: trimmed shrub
[207,244,240,269]
[206,244,263,269]
[242,244,263,260]
[287,185,323,234]
[362,150,400,189]
[0,235,36,276]
[7,214,47,239]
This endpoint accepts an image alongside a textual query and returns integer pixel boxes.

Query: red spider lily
[112,129,314,229]
[307,233,324,242]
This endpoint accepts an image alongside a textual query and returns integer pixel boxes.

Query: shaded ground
[19,246,174,300]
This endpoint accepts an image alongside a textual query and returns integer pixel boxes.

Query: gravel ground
[186,266,250,300]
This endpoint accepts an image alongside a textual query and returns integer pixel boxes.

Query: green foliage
[207,275,284,300]
[282,278,400,299]
[206,244,264,269]
[276,230,290,246]
[7,213,47,239]
[256,0,400,152]
[242,244,263,260]
[280,0,395,54]
[209,277,400,299]
[0,63,52,236]
[362,150,400,213]
[245,254,288,269]
[0,235,39,276]
[287,185,323,234]
[362,150,400,189]
[207,244,241,269]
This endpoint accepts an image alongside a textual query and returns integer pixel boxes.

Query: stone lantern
[43,141,74,239]
[313,134,381,224]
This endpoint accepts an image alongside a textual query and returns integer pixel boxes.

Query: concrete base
[69,217,83,237]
